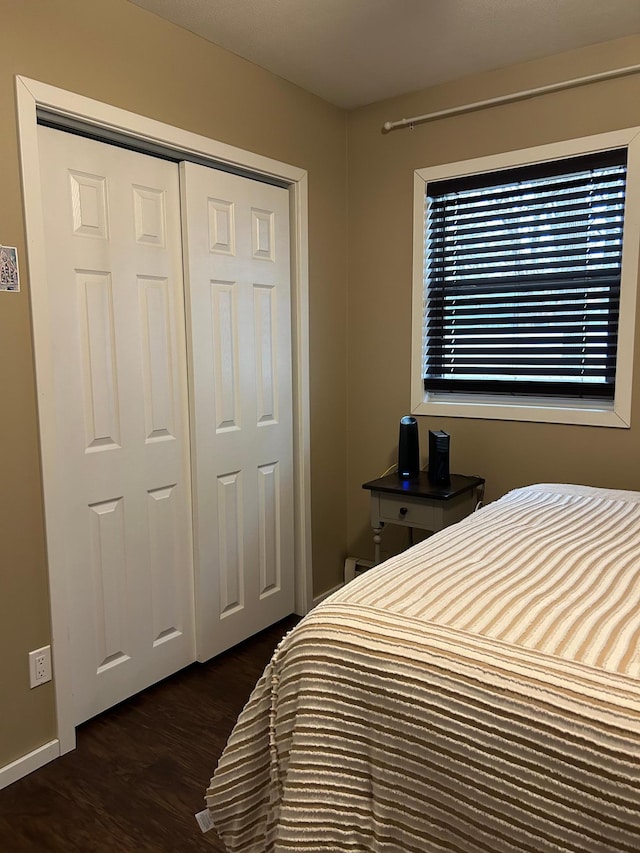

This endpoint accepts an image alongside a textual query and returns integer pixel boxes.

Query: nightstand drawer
[377,494,440,528]
[373,491,476,531]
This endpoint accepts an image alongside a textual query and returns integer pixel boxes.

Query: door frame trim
[16,75,313,757]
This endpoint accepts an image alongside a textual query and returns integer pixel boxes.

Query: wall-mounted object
[0,245,19,292]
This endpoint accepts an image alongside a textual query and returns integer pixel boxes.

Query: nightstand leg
[373,525,383,565]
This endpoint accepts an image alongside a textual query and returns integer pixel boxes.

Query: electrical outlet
[28,645,52,688]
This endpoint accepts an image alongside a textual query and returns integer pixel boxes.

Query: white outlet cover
[28,645,52,688]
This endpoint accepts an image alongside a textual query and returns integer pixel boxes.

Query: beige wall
[0,0,347,769]
[346,35,640,561]
[5,0,640,784]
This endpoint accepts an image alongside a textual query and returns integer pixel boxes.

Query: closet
[37,126,295,724]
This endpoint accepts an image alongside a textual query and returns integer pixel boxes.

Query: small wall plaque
[0,245,20,292]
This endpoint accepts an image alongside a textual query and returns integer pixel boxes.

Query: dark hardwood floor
[0,616,299,852]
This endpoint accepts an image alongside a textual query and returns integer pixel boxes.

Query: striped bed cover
[206,484,640,851]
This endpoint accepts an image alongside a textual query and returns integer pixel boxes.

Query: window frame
[411,128,640,428]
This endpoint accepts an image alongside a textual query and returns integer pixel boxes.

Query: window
[412,129,640,427]
[426,150,625,399]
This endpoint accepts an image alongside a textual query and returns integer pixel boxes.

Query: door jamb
[15,75,313,757]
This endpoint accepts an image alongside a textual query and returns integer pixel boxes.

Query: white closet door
[181,163,295,661]
[38,127,195,724]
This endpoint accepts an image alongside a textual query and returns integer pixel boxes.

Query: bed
[205,484,640,851]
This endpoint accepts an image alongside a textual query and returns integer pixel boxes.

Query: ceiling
[129,0,640,109]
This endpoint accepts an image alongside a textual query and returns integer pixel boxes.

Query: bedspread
[206,484,640,852]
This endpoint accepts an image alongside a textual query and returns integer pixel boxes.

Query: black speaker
[428,430,450,486]
[398,416,420,478]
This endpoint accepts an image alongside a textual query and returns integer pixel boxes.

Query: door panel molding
[16,75,312,764]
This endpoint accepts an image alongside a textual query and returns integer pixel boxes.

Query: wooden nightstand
[362,472,485,565]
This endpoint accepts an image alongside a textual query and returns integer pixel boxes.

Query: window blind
[423,149,627,399]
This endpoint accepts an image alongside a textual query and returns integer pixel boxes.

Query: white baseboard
[0,739,59,790]
[312,582,344,608]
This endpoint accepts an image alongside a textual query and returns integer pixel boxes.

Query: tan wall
[346,35,640,561]
[6,0,640,783]
[0,0,347,769]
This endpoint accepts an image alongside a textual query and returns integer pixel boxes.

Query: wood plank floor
[0,616,298,852]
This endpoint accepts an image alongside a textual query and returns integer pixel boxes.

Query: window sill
[411,392,630,428]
